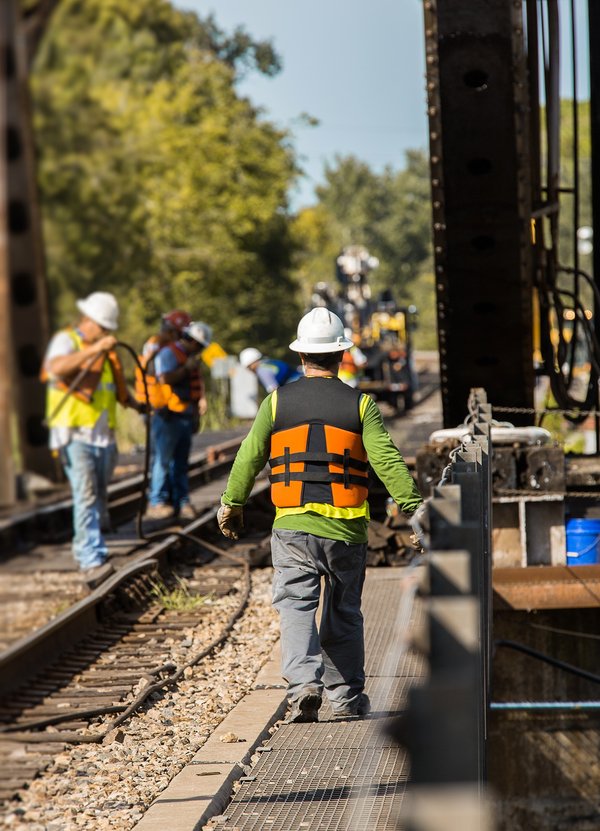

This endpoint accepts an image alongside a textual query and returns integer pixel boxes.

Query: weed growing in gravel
[150,577,213,612]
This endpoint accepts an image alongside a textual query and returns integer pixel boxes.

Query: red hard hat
[162,309,192,332]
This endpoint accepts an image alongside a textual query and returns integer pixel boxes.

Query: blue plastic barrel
[566,518,600,566]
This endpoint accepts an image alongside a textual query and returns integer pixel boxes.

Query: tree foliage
[291,151,436,347]
[31,0,301,358]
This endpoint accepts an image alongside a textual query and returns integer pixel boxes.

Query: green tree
[291,150,435,347]
[31,0,301,358]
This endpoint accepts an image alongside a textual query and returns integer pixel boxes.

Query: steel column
[589,0,600,447]
[0,3,15,505]
[424,0,534,426]
[4,0,51,481]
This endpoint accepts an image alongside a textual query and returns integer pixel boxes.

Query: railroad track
[0,387,440,812]
[0,434,252,655]
[0,501,273,805]
[1,433,246,555]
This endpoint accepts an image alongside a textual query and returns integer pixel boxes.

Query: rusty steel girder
[494,565,600,609]
[1,0,52,493]
[424,0,535,427]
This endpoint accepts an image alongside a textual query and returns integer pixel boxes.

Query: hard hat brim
[289,336,353,354]
[76,298,118,330]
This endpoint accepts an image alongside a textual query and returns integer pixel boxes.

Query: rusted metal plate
[493,565,600,610]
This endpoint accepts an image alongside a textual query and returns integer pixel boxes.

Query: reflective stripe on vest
[45,329,117,429]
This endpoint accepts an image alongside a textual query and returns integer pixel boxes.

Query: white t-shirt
[43,331,115,450]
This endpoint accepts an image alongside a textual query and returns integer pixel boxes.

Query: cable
[2,552,252,741]
[113,341,248,565]
[494,639,600,685]
[525,621,600,642]
[3,342,252,742]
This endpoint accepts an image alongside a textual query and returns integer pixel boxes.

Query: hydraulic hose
[113,341,246,566]
[2,342,252,741]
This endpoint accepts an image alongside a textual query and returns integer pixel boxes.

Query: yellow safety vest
[45,329,118,430]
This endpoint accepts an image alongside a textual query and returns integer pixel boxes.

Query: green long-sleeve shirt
[221,383,422,543]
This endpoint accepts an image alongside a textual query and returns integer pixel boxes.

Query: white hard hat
[290,308,353,354]
[344,328,353,340]
[183,321,213,347]
[76,291,119,330]
[239,347,263,368]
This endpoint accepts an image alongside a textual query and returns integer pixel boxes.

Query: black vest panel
[273,376,362,432]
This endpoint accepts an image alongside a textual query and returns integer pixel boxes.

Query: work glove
[408,503,427,553]
[217,504,244,540]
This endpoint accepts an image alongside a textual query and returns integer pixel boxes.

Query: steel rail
[0,479,270,699]
[0,434,244,537]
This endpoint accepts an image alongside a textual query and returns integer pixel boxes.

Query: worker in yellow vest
[41,292,141,588]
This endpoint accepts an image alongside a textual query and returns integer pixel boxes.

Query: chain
[495,488,600,499]
[492,405,594,417]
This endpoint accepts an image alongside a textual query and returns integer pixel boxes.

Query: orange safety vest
[139,342,203,413]
[134,336,162,407]
[268,377,369,508]
[339,349,360,377]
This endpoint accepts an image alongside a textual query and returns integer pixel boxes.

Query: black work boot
[285,689,322,724]
[331,692,371,720]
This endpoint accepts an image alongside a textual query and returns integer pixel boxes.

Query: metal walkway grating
[215,569,421,830]
[217,745,409,831]
[271,719,399,751]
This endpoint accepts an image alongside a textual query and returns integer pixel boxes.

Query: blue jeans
[60,441,117,570]
[271,529,367,710]
[148,411,193,509]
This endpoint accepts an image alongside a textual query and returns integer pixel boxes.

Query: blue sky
[174,0,428,209]
[173,1,590,211]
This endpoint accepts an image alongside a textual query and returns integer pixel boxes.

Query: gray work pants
[271,528,367,710]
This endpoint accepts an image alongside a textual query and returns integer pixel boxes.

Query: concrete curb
[131,642,285,831]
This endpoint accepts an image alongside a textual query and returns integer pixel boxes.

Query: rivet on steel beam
[431,155,439,163]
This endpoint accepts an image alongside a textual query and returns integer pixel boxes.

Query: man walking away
[41,291,139,588]
[218,308,422,722]
[146,321,211,521]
